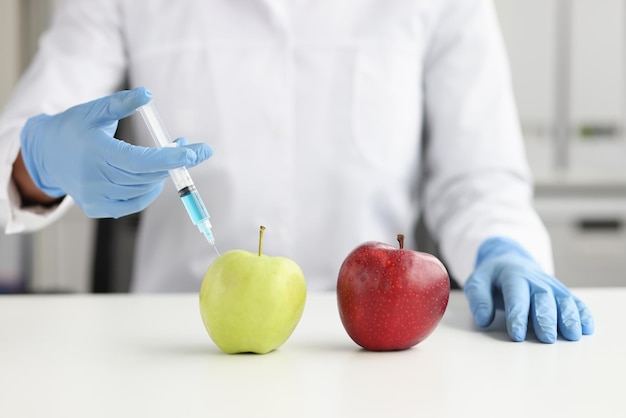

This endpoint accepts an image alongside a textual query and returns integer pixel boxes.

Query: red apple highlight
[337,234,450,351]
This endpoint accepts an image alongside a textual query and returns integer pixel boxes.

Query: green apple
[199,226,307,354]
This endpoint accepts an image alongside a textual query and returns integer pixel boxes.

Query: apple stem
[259,225,266,256]
[397,234,405,249]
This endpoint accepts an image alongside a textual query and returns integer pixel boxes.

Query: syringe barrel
[137,101,171,148]
[179,185,211,225]
[169,166,195,192]
[138,102,194,192]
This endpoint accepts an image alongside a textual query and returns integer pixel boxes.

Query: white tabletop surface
[0,289,623,418]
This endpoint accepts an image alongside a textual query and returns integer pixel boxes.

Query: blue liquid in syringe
[179,186,217,250]
[179,187,209,223]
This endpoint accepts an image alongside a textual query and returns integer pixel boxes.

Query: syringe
[137,101,218,253]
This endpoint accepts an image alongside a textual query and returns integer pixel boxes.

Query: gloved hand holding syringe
[138,101,218,254]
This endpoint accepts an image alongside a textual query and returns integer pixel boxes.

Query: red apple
[337,234,450,351]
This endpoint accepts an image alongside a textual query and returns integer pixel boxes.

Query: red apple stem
[397,234,405,249]
[259,225,266,256]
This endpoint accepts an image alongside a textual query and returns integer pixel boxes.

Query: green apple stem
[397,234,405,249]
[259,225,266,256]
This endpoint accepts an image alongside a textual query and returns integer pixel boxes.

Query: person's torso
[121,0,439,291]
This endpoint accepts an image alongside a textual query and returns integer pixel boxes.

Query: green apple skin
[199,250,307,354]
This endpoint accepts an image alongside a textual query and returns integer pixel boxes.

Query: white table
[0,289,623,418]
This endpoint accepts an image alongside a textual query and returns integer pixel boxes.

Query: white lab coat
[0,0,553,292]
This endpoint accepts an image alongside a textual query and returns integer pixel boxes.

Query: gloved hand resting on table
[19,87,212,218]
[464,236,595,343]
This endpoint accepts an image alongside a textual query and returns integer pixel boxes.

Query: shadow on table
[442,301,548,344]
[441,298,512,343]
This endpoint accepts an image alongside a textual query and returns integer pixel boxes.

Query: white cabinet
[496,0,626,177]
[536,192,626,287]
[495,0,559,174]
[568,0,626,179]
[496,0,626,287]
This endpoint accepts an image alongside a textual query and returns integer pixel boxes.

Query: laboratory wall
[496,0,626,287]
[1,0,626,292]
[0,0,23,292]
[0,0,96,293]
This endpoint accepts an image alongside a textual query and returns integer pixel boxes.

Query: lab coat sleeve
[421,0,554,284]
[0,0,127,233]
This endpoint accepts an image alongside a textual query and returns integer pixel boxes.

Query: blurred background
[1,0,626,293]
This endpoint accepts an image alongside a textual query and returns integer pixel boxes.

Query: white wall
[0,1,27,290]
[0,0,95,292]
[0,1,21,110]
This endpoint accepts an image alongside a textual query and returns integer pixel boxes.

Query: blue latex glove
[464,237,594,343]
[20,87,212,218]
